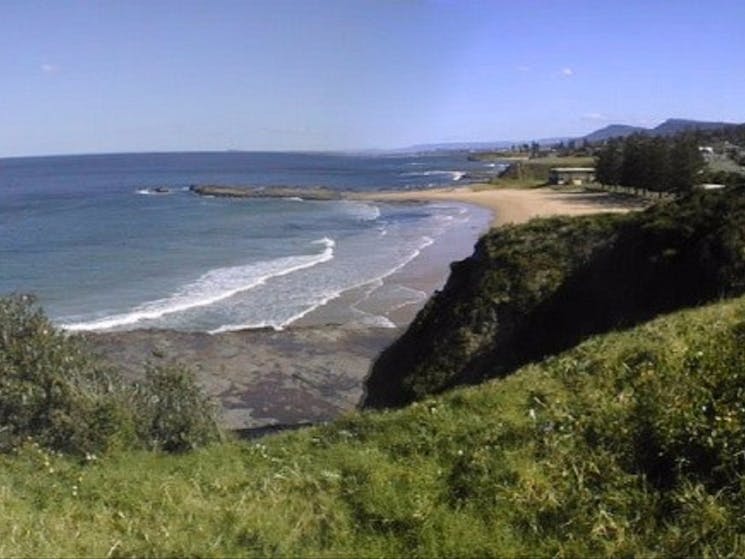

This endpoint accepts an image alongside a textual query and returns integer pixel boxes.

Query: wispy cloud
[582,112,609,122]
[40,63,59,74]
[560,67,574,77]
[516,65,531,73]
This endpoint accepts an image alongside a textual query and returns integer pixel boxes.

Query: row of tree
[595,134,705,192]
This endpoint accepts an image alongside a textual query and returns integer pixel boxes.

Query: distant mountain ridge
[583,118,741,142]
[398,137,574,153]
[395,119,741,153]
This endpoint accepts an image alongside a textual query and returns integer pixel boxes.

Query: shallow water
[0,151,494,332]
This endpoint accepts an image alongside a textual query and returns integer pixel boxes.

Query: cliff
[364,188,745,407]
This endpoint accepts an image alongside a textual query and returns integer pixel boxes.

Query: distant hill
[397,141,514,153]
[583,118,741,142]
[583,124,646,142]
[397,137,573,154]
[395,119,741,153]
[651,118,740,136]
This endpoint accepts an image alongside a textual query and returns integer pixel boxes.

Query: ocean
[0,151,496,333]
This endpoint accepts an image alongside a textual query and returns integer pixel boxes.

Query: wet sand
[85,185,647,432]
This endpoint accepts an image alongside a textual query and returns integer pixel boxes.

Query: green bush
[133,363,222,452]
[0,295,129,454]
[0,294,220,455]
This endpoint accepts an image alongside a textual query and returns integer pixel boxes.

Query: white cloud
[582,112,609,122]
[516,65,531,72]
[40,63,59,74]
[560,67,574,77]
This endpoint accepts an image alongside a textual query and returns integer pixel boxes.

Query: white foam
[401,170,466,181]
[208,234,435,334]
[135,188,173,196]
[356,314,397,328]
[61,237,335,332]
[340,201,381,221]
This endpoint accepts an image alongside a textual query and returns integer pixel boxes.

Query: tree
[644,137,671,192]
[668,136,705,192]
[621,134,647,187]
[595,138,623,185]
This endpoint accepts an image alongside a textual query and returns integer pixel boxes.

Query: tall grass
[4,295,745,556]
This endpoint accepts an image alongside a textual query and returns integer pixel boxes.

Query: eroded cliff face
[364,189,745,408]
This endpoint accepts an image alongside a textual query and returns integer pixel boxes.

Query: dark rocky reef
[364,188,745,408]
[190,184,342,200]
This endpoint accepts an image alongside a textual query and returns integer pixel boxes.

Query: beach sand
[86,185,648,433]
[356,185,649,227]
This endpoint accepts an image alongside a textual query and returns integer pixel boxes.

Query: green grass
[5,295,745,557]
[488,156,595,187]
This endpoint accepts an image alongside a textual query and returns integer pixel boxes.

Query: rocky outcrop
[190,185,342,200]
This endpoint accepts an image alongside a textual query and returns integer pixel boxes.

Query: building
[548,167,596,186]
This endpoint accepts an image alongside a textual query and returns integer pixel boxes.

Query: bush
[133,364,222,452]
[0,294,221,455]
[0,295,128,454]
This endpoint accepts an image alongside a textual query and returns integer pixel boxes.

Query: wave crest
[61,237,335,331]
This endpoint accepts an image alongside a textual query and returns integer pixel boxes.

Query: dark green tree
[595,138,623,185]
[621,134,647,187]
[668,135,705,192]
[644,137,671,192]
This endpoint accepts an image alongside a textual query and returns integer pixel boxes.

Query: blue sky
[1,0,744,156]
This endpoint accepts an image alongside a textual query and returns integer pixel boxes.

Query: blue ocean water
[0,151,495,332]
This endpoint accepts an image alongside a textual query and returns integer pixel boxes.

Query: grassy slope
[4,295,745,557]
[366,190,745,408]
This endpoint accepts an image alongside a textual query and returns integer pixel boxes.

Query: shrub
[133,364,222,452]
[0,295,130,454]
[0,294,221,455]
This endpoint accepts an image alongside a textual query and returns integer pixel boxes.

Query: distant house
[549,167,596,186]
[699,146,715,160]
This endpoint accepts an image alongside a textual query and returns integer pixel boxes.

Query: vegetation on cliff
[4,295,745,556]
[365,189,745,407]
[6,189,745,556]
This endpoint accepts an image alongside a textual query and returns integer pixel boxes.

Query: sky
[1,0,744,156]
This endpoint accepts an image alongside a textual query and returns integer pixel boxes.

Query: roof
[550,167,596,173]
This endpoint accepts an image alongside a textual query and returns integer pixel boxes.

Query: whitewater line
[61,237,336,332]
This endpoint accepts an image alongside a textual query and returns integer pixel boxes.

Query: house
[699,146,715,160]
[548,167,596,186]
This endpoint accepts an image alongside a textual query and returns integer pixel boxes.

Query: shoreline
[86,184,648,431]
[354,184,649,227]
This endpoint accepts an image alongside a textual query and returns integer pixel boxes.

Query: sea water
[0,151,495,332]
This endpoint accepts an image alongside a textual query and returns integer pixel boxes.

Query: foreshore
[355,184,649,227]
[86,184,648,433]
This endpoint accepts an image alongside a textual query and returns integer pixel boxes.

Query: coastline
[355,184,649,227]
[86,183,648,432]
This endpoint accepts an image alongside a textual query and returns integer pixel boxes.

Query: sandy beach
[357,185,649,227]
[87,184,649,433]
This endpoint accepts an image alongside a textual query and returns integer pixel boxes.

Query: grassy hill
[366,189,745,407]
[5,189,745,556]
[3,294,745,556]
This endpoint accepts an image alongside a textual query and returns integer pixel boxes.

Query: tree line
[594,134,705,192]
